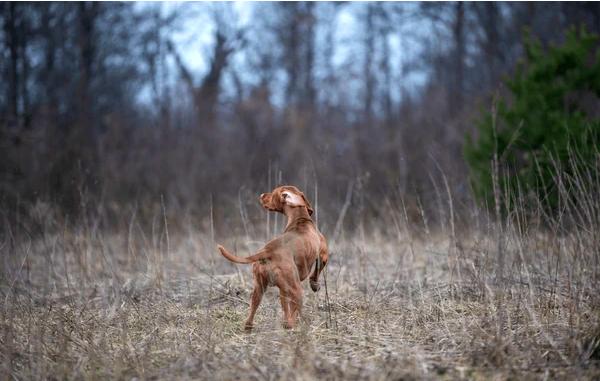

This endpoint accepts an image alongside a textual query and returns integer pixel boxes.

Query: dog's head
[260,185,314,216]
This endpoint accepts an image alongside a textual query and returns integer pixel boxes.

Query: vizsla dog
[217,185,328,330]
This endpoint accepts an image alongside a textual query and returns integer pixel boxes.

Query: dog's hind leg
[245,280,266,331]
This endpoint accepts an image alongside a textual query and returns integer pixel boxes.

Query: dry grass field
[2,195,599,380]
[2,3,599,380]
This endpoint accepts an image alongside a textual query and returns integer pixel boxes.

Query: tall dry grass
[1,153,599,380]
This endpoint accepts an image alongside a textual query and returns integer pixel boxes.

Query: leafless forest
[1,2,600,380]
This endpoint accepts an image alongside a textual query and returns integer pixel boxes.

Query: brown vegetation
[2,163,600,378]
[1,2,599,379]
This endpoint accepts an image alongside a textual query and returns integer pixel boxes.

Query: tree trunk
[363,4,375,122]
[41,3,57,114]
[77,2,98,125]
[18,12,30,129]
[4,3,19,125]
[452,1,465,113]
[302,2,316,111]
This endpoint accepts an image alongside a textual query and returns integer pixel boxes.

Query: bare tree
[363,3,376,122]
[452,1,465,111]
[168,5,244,129]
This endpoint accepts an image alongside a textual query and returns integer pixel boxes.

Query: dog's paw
[244,323,254,332]
[282,321,294,329]
[310,280,320,292]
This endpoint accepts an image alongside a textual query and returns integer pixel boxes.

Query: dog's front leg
[280,283,303,329]
[310,249,328,292]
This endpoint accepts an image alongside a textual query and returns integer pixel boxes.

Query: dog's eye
[282,193,288,199]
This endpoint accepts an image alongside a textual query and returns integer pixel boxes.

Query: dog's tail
[217,244,270,264]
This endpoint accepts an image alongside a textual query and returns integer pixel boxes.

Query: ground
[1,224,599,380]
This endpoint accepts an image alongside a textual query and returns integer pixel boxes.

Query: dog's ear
[301,192,314,216]
[260,191,284,213]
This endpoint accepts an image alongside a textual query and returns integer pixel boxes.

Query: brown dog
[217,185,328,330]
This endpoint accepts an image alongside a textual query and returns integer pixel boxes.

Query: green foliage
[465,28,600,213]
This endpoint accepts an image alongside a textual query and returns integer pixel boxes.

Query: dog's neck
[283,206,313,233]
